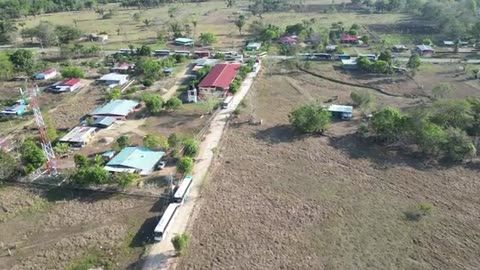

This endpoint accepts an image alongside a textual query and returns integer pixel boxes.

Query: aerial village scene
[1,0,480,269]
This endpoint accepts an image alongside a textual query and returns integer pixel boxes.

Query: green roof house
[104,147,165,175]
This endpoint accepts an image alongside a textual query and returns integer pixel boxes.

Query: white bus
[153,203,180,241]
[173,175,193,204]
[222,96,234,109]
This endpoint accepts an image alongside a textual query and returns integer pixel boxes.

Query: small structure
[245,42,262,51]
[278,36,297,45]
[414,45,434,56]
[192,58,218,72]
[194,51,211,58]
[111,62,135,74]
[102,150,116,161]
[187,88,198,103]
[89,33,108,43]
[198,63,241,92]
[104,147,165,175]
[392,45,408,52]
[34,68,58,80]
[97,73,129,87]
[224,52,243,62]
[59,126,97,146]
[443,41,454,46]
[175,38,194,46]
[341,58,358,70]
[92,116,116,128]
[310,53,332,61]
[327,104,353,119]
[48,78,83,92]
[1,102,27,116]
[325,45,338,52]
[154,50,171,57]
[339,33,358,44]
[174,50,192,56]
[90,99,139,120]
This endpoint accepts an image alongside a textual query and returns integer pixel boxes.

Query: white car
[157,161,166,170]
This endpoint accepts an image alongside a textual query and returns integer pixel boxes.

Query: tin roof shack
[90,99,139,120]
[245,42,262,51]
[341,58,358,70]
[175,38,194,46]
[111,62,135,74]
[198,63,241,92]
[34,68,58,80]
[59,126,97,147]
[104,147,165,175]
[48,78,83,92]
[339,34,359,44]
[97,73,129,88]
[414,45,434,56]
[328,104,353,120]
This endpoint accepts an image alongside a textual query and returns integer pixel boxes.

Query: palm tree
[234,15,246,35]
[192,20,198,40]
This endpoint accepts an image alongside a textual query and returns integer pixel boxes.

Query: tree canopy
[288,103,331,134]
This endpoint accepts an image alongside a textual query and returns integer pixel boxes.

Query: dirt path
[141,64,262,270]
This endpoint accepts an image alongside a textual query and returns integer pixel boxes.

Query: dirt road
[141,64,262,270]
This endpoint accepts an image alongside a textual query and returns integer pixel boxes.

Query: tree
[71,165,109,185]
[407,53,421,73]
[132,12,141,22]
[378,50,393,63]
[143,19,152,27]
[350,90,375,112]
[113,172,138,188]
[32,21,58,47]
[143,94,164,113]
[136,45,152,57]
[360,35,369,44]
[61,66,85,78]
[182,138,198,157]
[229,80,240,94]
[55,25,82,44]
[143,134,169,150]
[168,133,180,148]
[177,157,193,174]
[0,53,13,80]
[106,87,121,100]
[441,128,476,162]
[113,135,130,151]
[136,58,160,79]
[171,233,190,256]
[20,140,45,172]
[74,154,89,168]
[191,20,198,40]
[165,96,182,111]
[422,38,433,46]
[234,15,246,35]
[429,99,473,130]
[0,19,17,44]
[199,32,217,46]
[225,0,236,8]
[414,121,447,157]
[370,107,407,142]
[0,150,16,182]
[288,103,332,134]
[53,143,70,155]
[10,49,35,74]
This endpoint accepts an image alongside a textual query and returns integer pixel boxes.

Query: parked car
[157,161,166,170]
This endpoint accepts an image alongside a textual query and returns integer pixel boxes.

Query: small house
[327,104,353,119]
[194,51,211,58]
[392,45,408,52]
[414,45,434,56]
[175,38,194,46]
[97,73,129,87]
[192,58,218,72]
[245,42,262,51]
[92,116,116,128]
[104,147,165,175]
[1,103,27,116]
[90,99,140,120]
[34,68,58,80]
[59,126,97,146]
[102,150,116,161]
[48,78,83,92]
[111,62,135,74]
[278,36,297,45]
[154,50,171,57]
[198,63,241,92]
[341,58,358,70]
[339,33,358,44]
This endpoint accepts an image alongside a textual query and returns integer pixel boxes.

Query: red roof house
[279,36,298,45]
[34,68,58,80]
[111,62,135,73]
[339,34,358,44]
[49,78,83,92]
[198,63,241,91]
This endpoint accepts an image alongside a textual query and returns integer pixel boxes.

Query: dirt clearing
[178,64,480,270]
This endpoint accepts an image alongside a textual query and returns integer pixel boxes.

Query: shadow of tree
[255,124,308,144]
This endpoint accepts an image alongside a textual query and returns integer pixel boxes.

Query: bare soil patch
[178,65,480,270]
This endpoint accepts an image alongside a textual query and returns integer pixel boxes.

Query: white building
[97,73,129,88]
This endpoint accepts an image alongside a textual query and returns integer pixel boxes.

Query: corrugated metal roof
[105,147,164,175]
[328,104,353,113]
[90,99,139,117]
[99,73,129,81]
[339,34,358,41]
[93,116,116,127]
[59,126,96,143]
[175,38,193,43]
[198,63,240,88]
[60,78,81,86]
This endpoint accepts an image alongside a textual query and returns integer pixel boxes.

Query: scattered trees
[288,103,331,134]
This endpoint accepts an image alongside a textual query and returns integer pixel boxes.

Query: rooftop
[37,68,57,75]
[113,62,134,70]
[92,116,116,127]
[59,126,96,143]
[246,42,262,48]
[198,63,241,89]
[416,45,434,51]
[90,99,139,117]
[105,147,165,175]
[328,104,353,113]
[279,36,297,43]
[175,38,193,43]
[58,78,81,86]
[2,104,27,113]
[98,73,129,81]
[341,58,357,65]
[339,33,358,41]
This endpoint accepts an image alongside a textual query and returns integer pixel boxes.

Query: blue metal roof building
[92,116,116,128]
[104,147,165,175]
[90,99,139,119]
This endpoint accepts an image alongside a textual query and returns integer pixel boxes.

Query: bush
[369,107,407,142]
[168,133,180,148]
[182,138,198,157]
[112,172,138,188]
[177,157,193,174]
[405,202,433,221]
[0,150,16,182]
[143,94,164,113]
[112,135,130,151]
[20,140,45,171]
[350,90,375,109]
[165,97,182,111]
[229,79,240,94]
[288,103,331,134]
[61,66,85,78]
[171,233,190,256]
[74,153,89,168]
[71,166,109,186]
[441,128,476,162]
[142,79,153,87]
[143,134,169,150]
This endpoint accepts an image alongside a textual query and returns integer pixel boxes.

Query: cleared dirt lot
[178,64,480,269]
[0,185,163,270]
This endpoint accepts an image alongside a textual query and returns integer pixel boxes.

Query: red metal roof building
[198,63,241,91]
[339,34,358,44]
[48,78,83,92]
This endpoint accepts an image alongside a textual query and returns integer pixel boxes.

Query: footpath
[142,63,261,270]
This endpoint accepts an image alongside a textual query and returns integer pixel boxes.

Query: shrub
[171,233,190,256]
[0,150,16,182]
[369,107,407,142]
[165,97,182,111]
[288,103,331,134]
[350,90,375,109]
[168,133,180,148]
[143,94,164,113]
[112,172,138,188]
[177,157,193,174]
[20,140,45,171]
[71,166,109,186]
[61,66,85,78]
[182,138,198,157]
[112,135,130,151]
[143,134,169,150]
[441,128,476,162]
[142,79,153,87]
[229,80,240,94]
[74,153,89,168]
[405,202,433,221]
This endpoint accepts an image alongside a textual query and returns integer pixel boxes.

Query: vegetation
[71,165,109,186]
[106,87,121,100]
[171,233,190,256]
[288,103,331,134]
[61,66,85,78]
[0,150,16,183]
[198,32,217,46]
[0,53,14,80]
[143,94,164,113]
[165,97,182,111]
[20,140,46,174]
[407,54,421,75]
[9,49,35,74]
[405,202,433,221]
[177,157,193,174]
[168,133,180,149]
[112,172,139,188]
[350,90,375,112]
[143,134,169,150]
[182,138,198,157]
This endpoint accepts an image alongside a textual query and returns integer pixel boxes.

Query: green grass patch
[0,197,50,223]
[66,248,114,270]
